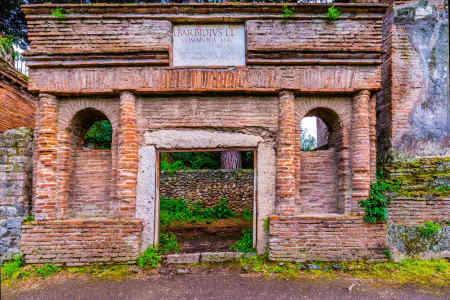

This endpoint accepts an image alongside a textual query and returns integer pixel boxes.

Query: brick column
[117,91,138,218]
[369,93,377,183]
[34,93,58,220]
[276,90,297,215]
[351,90,371,213]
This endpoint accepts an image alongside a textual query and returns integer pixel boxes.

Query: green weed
[282,6,295,21]
[22,215,34,223]
[263,218,270,233]
[230,229,255,253]
[1,254,24,279]
[50,8,67,20]
[327,6,341,21]
[35,263,60,279]
[137,247,161,269]
[241,209,253,222]
[159,232,180,254]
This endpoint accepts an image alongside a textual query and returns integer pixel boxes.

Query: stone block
[166,253,200,264]
[200,252,242,263]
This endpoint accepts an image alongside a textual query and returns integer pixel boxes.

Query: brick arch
[56,97,120,219]
[295,96,352,215]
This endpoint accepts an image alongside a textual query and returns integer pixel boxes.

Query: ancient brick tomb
[20,3,389,265]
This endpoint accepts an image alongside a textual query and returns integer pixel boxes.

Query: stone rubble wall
[159,169,254,213]
[0,128,33,261]
[387,157,450,259]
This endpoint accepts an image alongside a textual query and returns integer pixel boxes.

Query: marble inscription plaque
[173,24,245,67]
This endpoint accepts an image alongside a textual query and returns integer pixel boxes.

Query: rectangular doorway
[156,149,256,254]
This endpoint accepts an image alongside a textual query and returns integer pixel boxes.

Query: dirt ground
[3,266,448,300]
[164,218,251,252]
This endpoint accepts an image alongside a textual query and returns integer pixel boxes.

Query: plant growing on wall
[359,171,398,223]
[399,222,444,255]
[327,6,341,21]
[50,8,67,20]
[281,6,295,23]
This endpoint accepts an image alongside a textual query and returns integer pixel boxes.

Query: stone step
[165,251,255,264]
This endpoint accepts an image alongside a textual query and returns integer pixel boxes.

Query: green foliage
[158,232,180,254]
[50,8,67,20]
[1,254,24,279]
[22,215,34,223]
[35,263,60,279]
[241,209,253,222]
[282,6,295,21]
[168,152,221,170]
[399,222,444,256]
[159,197,236,227]
[137,246,161,269]
[384,249,392,260]
[212,198,236,219]
[83,120,112,149]
[327,6,341,21]
[160,160,186,174]
[359,171,395,223]
[417,222,441,239]
[0,34,18,59]
[229,229,255,253]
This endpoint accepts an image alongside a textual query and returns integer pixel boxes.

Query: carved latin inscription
[173,24,245,67]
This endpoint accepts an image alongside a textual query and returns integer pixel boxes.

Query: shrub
[417,221,441,239]
[1,254,24,279]
[230,229,255,253]
[35,263,60,279]
[159,232,180,255]
[137,247,161,269]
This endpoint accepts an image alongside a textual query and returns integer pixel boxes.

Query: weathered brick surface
[70,150,112,218]
[300,150,338,214]
[21,219,142,265]
[269,215,387,262]
[247,19,383,52]
[160,169,254,213]
[26,19,171,55]
[0,58,36,133]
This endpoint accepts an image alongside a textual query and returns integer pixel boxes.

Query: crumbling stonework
[0,128,33,261]
[160,169,254,213]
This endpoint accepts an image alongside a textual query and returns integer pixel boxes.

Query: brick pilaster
[276,90,297,215]
[369,93,377,183]
[34,93,58,220]
[117,91,138,218]
[351,90,371,213]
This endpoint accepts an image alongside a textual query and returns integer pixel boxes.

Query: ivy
[359,171,399,224]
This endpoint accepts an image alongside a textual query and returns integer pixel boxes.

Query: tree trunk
[220,151,241,169]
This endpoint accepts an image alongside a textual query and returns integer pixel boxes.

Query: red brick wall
[300,149,338,214]
[388,198,449,226]
[269,215,387,261]
[0,62,36,133]
[69,150,112,218]
[21,220,142,266]
[137,95,279,134]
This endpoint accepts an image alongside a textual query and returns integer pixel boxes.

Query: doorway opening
[157,149,255,254]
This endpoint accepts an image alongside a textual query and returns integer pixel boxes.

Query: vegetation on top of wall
[50,7,66,20]
[384,157,450,198]
[281,6,295,21]
[158,232,180,255]
[327,5,341,21]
